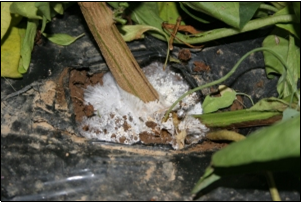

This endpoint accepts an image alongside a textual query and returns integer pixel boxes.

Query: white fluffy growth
[79,62,208,149]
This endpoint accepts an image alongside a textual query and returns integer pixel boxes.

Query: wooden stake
[78,2,158,102]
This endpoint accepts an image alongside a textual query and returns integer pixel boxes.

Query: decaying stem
[78,2,159,102]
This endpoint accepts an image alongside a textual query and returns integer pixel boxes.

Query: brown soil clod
[193,61,211,73]
[178,49,191,62]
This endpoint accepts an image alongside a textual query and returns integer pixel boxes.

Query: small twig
[1,81,43,101]
[169,16,181,50]
[265,171,281,201]
[3,77,17,92]
[71,95,85,103]
[162,17,204,50]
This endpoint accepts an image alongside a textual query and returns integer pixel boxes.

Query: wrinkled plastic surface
[1,4,300,201]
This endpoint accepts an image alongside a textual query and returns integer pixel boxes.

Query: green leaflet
[117,25,165,42]
[35,2,51,21]
[247,97,291,112]
[191,166,221,194]
[110,2,295,46]
[42,33,85,46]
[158,2,182,24]
[10,2,42,20]
[239,2,261,29]
[1,26,22,78]
[179,2,211,24]
[1,2,13,40]
[212,115,300,167]
[19,19,38,73]
[194,109,281,128]
[274,5,300,39]
[202,85,236,114]
[292,2,300,22]
[181,2,260,29]
[282,107,300,121]
[262,34,300,98]
[192,113,300,195]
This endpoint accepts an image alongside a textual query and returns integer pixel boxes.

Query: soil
[68,69,104,122]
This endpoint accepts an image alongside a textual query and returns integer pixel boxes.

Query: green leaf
[42,33,85,46]
[262,34,288,78]
[239,2,261,29]
[10,2,42,20]
[158,2,182,24]
[120,2,296,46]
[212,115,300,167]
[247,97,290,112]
[1,2,13,40]
[202,85,236,114]
[285,35,300,93]
[262,33,300,98]
[35,2,51,21]
[282,107,300,121]
[194,109,281,128]
[182,2,240,28]
[191,172,221,195]
[274,6,300,39]
[117,25,165,42]
[35,2,62,32]
[50,2,64,15]
[19,19,38,73]
[276,35,300,98]
[179,2,210,24]
[270,2,290,9]
[40,15,47,33]
[181,2,259,29]
[292,2,300,22]
[1,26,22,78]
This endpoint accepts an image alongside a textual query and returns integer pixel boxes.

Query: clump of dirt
[193,61,211,73]
[68,69,104,122]
[178,49,191,62]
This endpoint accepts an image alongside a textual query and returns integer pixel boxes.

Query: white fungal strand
[79,62,208,149]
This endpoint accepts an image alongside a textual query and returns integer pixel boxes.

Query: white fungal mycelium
[79,62,208,149]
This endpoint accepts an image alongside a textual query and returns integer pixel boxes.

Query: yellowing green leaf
[42,33,85,46]
[158,2,182,24]
[1,2,13,40]
[10,2,42,20]
[1,26,22,78]
[206,130,246,142]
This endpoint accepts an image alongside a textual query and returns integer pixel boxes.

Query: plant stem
[265,171,281,201]
[155,14,296,44]
[78,2,158,102]
[259,4,279,13]
[163,47,291,121]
